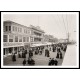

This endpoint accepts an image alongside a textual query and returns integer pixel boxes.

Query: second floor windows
[19,36,22,42]
[9,26,11,31]
[3,35,8,42]
[9,35,13,42]
[5,26,11,31]
[5,26,8,31]
[13,26,22,33]
[23,37,26,42]
[15,36,18,42]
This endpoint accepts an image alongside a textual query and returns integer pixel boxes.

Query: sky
[3,13,78,41]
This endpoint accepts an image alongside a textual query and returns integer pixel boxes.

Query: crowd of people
[11,43,67,66]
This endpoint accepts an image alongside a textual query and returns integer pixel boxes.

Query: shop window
[14,47,17,54]
[9,48,12,53]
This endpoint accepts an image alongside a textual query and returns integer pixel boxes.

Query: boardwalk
[4,45,66,66]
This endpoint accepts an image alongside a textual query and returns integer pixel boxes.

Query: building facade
[44,34,54,42]
[30,25,45,44]
[3,21,31,56]
[3,21,45,56]
[58,39,68,43]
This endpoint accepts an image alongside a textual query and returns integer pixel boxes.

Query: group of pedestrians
[56,43,67,59]
[11,43,67,66]
[47,43,67,66]
[22,57,35,66]
[48,58,58,66]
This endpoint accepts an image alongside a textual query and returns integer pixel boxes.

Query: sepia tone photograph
[1,12,79,68]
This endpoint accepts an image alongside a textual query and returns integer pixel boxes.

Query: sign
[3,42,24,48]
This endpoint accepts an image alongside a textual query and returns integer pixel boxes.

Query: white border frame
[1,12,79,68]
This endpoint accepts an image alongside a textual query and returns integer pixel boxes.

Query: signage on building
[3,43,24,48]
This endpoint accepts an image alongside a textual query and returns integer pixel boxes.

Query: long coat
[23,59,26,65]
[54,60,58,65]
[12,54,16,61]
[29,50,33,57]
[56,53,59,58]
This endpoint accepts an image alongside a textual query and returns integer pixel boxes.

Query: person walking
[12,53,16,61]
[52,45,55,52]
[29,49,33,57]
[45,49,47,57]
[18,51,21,58]
[47,49,50,57]
[56,52,59,58]
[51,58,55,65]
[60,52,63,59]
[48,58,52,65]
[27,57,35,65]
[22,58,26,66]
[48,58,55,65]
[54,59,58,65]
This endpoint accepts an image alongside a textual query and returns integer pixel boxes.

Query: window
[19,36,22,42]
[26,30,27,34]
[24,29,25,33]
[5,26,8,31]
[28,30,30,34]
[9,48,12,53]
[20,28,22,32]
[29,30,31,34]
[9,26,11,31]
[18,28,19,32]
[15,27,17,31]
[26,37,29,42]
[9,35,13,42]
[3,35,8,42]
[23,37,26,42]
[15,36,18,42]
[34,38,41,42]
[13,26,15,31]
[30,37,33,42]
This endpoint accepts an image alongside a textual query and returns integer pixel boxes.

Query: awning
[31,43,47,47]
[3,43,24,48]
[31,42,56,47]
[45,42,56,45]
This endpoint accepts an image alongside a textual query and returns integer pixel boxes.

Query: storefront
[3,42,24,56]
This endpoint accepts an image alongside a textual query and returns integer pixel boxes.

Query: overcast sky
[3,13,78,41]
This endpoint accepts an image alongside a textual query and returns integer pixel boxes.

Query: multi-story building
[3,21,45,56]
[58,39,68,43]
[3,20,31,56]
[44,34,54,42]
[30,25,45,44]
